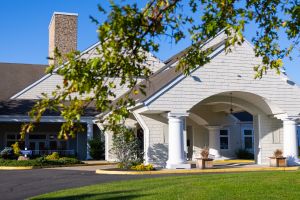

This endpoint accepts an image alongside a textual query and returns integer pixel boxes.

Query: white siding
[254,115,283,164]
[140,114,168,166]
[147,42,300,116]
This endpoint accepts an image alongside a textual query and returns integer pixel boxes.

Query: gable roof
[115,39,226,108]
[0,62,47,100]
[11,42,165,99]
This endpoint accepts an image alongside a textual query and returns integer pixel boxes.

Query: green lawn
[30,171,300,200]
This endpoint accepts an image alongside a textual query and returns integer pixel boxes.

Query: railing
[29,150,75,156]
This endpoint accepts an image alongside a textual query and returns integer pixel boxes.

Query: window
[59,141,67,150]
[49,141,57,150]
[29,134,46,140]
[6,133,25,149]
[7,134,15,140]
[220,129,229,150]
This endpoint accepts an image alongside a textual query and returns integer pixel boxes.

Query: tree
[21,0,300,138]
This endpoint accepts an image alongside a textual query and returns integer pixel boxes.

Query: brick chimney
[48,12,78,66]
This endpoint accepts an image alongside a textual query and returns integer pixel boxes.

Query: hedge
[0,157,83,167]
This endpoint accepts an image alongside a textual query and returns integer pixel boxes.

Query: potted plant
[196,147,214,169]
[269,149,286,167]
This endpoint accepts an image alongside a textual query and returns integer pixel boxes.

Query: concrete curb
[0,166,35,170]
[0,162,117,170]
[95,166,299,175]
[213,159,254,164]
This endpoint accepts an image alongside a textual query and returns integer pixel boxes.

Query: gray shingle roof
[0,100,98,117]
[0,62,47,100]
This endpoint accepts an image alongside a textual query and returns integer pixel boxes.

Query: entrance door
[29,141,46,155]
[242,128,254,153]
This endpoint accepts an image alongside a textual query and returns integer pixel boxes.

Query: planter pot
[269,157,287,167]
[196,158,214,169]
[18,156,29,161]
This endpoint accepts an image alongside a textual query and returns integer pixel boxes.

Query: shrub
[11,142,21,157]
[0,157,83,167]
[46,152,60,160]
[131,164,154,171]
[88,138,105,160]
[111,126,144,169]
[58,157,82,165]
[0,147,15,159]
[235,149,254,159]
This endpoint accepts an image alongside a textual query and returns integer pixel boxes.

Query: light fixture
[230,92,233,114]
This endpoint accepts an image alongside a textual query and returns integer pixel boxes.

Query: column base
[166,162,191,169]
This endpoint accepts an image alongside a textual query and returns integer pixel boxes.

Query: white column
[166,113,191,169]
[86,122,93,160]
[283,119,299,166]
[207,126,221,159]
[183,118,188,160]
[256,115,262,165]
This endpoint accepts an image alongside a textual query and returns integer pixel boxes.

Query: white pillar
[256,115,262,165]
[207,126,221,159]
[166,113,191,169]
[104,131,112,161]
[183,118,188,160]
[283,119,299,166]
[86,122,93,160]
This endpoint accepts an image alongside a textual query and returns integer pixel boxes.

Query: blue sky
[0,0,299,84]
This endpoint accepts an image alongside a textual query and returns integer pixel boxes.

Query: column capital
[282,115,300,121]
[206,125,221,131]
[282,118,298,125]
[168,112,189,119]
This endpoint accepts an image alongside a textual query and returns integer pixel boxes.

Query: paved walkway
[0,166,166,200]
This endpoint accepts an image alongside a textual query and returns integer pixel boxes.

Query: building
[0,13,101,160]
[1,12,300,167]
[0,12,163,160]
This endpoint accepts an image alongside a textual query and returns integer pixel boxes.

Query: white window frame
[220,129,230,150]
[4,132,22,148]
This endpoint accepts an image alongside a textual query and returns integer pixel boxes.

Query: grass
[30,170,300,200]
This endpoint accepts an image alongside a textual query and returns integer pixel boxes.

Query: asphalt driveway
[0,167,167,200]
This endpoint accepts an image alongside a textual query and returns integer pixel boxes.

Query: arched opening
[185,91,284,164]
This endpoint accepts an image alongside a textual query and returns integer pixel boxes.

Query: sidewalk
[96,160,298,175]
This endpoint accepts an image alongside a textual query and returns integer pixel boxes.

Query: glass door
[242,129,254,153]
